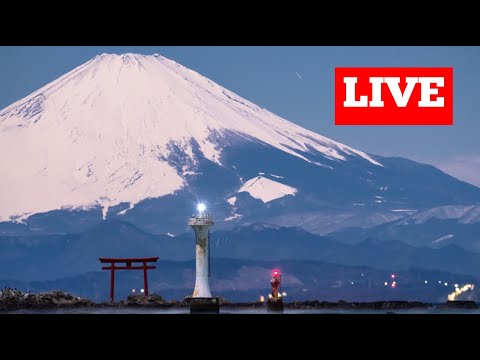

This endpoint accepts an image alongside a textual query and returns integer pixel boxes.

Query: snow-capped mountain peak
[0,53,382,222]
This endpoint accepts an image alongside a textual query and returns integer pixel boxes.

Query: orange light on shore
[448,283,474,301]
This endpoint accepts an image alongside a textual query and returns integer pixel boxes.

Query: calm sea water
[3,307,479,314]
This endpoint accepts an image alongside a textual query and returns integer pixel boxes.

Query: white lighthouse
[188,203,214,298]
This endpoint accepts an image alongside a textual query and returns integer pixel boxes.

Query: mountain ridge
[2,220,480,282]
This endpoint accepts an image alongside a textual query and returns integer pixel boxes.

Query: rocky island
[0,288,475,312]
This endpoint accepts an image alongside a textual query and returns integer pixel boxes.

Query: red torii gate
[99,257,159,303]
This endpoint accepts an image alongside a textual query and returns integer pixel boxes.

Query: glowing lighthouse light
[197,203,206,213]
[273,269,281,277]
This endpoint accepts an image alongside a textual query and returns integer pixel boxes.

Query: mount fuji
[1,53,479,236]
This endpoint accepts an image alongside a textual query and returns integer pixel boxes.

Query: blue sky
[0,46,479,186]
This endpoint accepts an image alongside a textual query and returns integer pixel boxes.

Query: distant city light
[448,283,474,301]
[444,283,448,286]
[391,274,396,279]
[197,203,206,212]
[439,281,442,284]
[391,282,396,288]
[260,295,265,302]
[455,284,459,288]
[424,281,428,284]
[384,282,388,286]
[361,274,364,277]
[282,292,287,297]
[132,289,136,293]
[351,282,354,285]
[140,288,145,293]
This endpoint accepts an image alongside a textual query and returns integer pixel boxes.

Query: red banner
[335,67,453,125]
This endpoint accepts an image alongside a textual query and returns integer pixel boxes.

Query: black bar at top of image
[2,31,479,46]
[1,10,479,46]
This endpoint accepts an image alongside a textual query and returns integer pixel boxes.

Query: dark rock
[217,296,230,305]
[438,301,478,309]
[181,295,192,306]
[126,293,166,306]
[0,288,452,312]
[0,288,94,311]
[166,300,184,307]
[285,300,432,310]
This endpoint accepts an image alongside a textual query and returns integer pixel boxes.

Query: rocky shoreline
[286,300,433,310]
[0,288,477,312]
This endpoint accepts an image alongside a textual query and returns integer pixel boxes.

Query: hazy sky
[0,46,479,186]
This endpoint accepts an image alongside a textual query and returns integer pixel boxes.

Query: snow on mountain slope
[0,53,382,222]
[432,234,454,244]
[396,204,480,225]
[458,205,480,224]
[237,176,297,203]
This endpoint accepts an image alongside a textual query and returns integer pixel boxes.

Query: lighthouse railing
[188,212,214,225]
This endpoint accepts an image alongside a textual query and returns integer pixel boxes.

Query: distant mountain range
[1,220,480,282]
[329,204,480,252]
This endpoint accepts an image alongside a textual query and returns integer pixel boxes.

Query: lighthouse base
[190,297,220,314]
[267,298,284,313]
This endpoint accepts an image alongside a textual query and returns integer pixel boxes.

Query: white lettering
[343,76,445,108]
[344,77,368,107]
[369,77,384,107]
[384,77,418,107]
[418,77,444,107]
